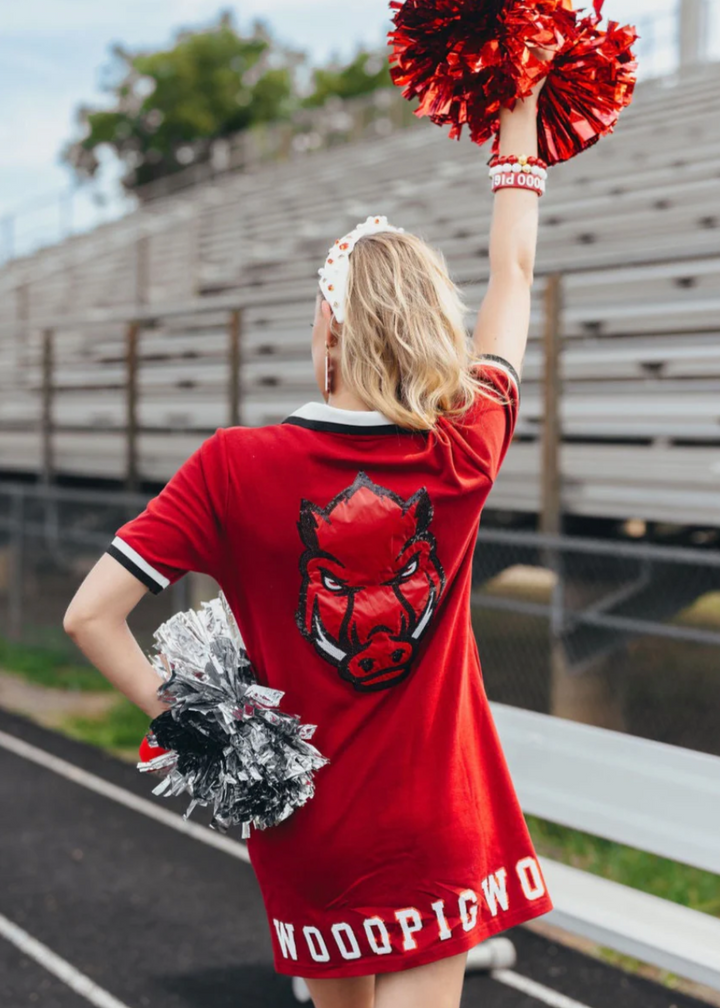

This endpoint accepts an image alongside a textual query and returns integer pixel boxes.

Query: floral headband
[318,214,405,323]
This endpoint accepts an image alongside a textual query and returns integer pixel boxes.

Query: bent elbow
[63,605,94,639]
[63,609,81,639]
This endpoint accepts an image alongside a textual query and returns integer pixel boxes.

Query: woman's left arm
[64,427,228,719]
[63,554,171,719]
[472,64,549,376]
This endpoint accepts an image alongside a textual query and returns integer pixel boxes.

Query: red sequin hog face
[295,472,446,692]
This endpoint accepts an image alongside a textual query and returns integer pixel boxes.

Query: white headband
[318,214,405,323]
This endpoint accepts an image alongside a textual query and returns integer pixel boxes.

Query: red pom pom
[389,0,637,163]
[535,14,638,163]
[389,0,576,147]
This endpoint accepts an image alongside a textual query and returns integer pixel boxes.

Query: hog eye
[321,572,345,592]
[399,557,418,579]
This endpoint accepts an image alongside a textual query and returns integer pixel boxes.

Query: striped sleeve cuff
[475,354,521,402]
[106,536,170,594]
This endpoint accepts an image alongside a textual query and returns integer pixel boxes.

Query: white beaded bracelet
[488,163,548,180]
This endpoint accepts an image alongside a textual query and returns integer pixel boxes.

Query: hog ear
[298,500,328,550]
[405,487,433,532]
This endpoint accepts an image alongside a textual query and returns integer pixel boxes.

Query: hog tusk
[411,584,435,640]
[313,611,347,662]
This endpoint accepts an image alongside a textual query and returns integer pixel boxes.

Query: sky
[1,0,718,257]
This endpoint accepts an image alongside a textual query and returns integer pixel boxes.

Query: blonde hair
[330,230,510,431]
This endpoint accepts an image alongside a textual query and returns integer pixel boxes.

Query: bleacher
[0,64,719,527]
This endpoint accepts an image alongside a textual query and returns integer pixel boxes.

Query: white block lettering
[516,856,546,900]
[458,889,479,931]
[431,899,453,940]
[331,922,362,960]
[302,925,330,962]
[364,916,393,955]
[394,907,423,951]
[273,919,297,960]
[481,869,509,917]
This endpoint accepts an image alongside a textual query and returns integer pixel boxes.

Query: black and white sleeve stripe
[475,353,521,402]
[106,536,170,594]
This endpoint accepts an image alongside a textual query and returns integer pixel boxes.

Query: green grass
[526,814,720,918]
[593,948,686,991]
[0,635,114,692]
[59,696,151,757]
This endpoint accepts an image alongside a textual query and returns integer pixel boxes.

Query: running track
[0,708,709,1008]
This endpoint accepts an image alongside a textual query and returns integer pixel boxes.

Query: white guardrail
[490,704,720,989]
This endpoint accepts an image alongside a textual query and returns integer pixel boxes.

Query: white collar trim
[288,401,395,426]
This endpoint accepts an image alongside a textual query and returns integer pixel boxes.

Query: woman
[64,63,551,1008]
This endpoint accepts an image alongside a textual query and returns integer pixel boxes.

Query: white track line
[0,911,132,1008]
[0,728,250,863]
[1,728,593,1008]
[492,968,593,1008]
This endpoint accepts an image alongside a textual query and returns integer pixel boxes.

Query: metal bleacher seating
[0,64,719,527]
[474,703,720,990]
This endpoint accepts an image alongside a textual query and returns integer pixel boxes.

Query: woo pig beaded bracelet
[488,154,548,196]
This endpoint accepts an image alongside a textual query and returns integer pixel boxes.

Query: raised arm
[472,72,547,377]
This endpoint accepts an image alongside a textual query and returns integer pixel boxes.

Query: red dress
[108,354,554,979]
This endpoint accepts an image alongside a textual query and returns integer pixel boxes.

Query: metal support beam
[540,274,563,540]
[539,276,623,724]
[541,275,573,712]
[6,489,24,641]
[134,234,149,308]
[125,321,140,492]
[40,328,54,487]
[679,0,710,69]
[228,308,243,427]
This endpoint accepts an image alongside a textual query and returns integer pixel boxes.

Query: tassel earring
[324,330,338,401]
[324,342,335,400]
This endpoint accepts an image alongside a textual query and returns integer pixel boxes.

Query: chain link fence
[0,482,188,655]
[472,528,720,757]
[1,482,719,757]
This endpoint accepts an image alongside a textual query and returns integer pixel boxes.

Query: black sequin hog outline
[295,471,446,692]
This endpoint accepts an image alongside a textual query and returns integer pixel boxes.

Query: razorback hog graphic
[295,472,446,692]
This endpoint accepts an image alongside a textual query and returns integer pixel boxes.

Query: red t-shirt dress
[107,353,554,979]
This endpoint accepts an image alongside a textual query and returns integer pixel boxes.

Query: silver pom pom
[137,591,329,838]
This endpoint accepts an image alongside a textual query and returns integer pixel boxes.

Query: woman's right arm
[472,80,545,377]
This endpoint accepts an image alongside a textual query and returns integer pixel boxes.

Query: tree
[63,13,298,191]
[303,50,393,108]
[63,13,395,193]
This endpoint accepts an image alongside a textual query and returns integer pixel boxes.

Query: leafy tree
[63,13,298,190]
[303,50,392,108]
[63,12,395,193]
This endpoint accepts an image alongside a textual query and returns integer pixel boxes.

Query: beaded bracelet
[489,154,547,169]
[491,171,545,195]
[488,154,547,196]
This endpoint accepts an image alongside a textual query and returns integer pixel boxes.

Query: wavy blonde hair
[330,229,510,431]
